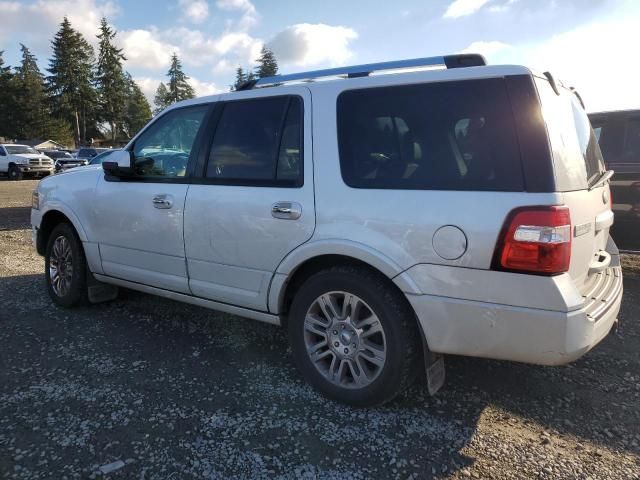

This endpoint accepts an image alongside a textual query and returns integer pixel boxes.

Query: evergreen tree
[47,17,97,145]
[255,46,278,78]
[154,82,170,114]
[166,53,195,103]
[124,73,152,137]
[12,44,47,139]
[12,44,73,145]
[0,51,16,139]
[95,17,127,141]
[231,66,246,91]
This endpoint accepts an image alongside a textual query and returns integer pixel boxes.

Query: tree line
[0,16,281,148]
[0,17,195,147]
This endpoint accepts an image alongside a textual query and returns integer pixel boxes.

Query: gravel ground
[1,179,639,479]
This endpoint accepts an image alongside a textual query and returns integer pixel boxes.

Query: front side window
[132,105,208,178]
[337,79,523,191]
[206,96,302,186]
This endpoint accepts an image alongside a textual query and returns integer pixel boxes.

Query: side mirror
[103,150,133,177]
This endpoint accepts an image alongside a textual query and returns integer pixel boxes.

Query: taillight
[493,206,571,275]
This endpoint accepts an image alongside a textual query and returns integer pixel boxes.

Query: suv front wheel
[45,223,88,307]
[288,266,421,406]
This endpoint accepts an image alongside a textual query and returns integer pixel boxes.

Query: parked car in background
[42,150,89,173]
[89,149,120,166]
[0,144,54,180]
[31,54,622,406]
[589,110,640,251]
[75,147,112,162]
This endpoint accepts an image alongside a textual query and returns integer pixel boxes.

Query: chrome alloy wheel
[49,235,73,297]
[303,291,387,388]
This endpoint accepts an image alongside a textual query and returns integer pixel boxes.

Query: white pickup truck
[0,144,54,180]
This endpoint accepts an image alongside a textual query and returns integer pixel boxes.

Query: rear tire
[288,265,421,406]
[8,165,23,180]
[45,223,88,307]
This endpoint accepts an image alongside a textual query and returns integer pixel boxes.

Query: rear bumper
[399,259,623,366]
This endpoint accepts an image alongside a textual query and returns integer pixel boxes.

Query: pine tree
[124,73,152,137]
[154,82,170,115]
[95,17,127,142]
[255,46,278,78]
[166,53,195,103]
[0,51,16,139]
[12,44,73,145]
[231,66,246,91]
[47,17,97,146]
[13,44,50,139]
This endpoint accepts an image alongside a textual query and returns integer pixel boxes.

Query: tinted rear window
[535,78,604,189]
[337,78,524,191]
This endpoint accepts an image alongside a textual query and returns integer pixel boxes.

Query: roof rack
[237,53,486,90]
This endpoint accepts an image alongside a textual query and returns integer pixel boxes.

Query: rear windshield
[535,77,605,190]
[337,78,524,191]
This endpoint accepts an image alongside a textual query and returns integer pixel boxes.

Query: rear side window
[206,96,303,186]
[535,78,604,189]
[337,78,524,191]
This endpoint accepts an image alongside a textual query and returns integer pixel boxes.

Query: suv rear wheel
[45,223,88,307]
[288,265,420,406]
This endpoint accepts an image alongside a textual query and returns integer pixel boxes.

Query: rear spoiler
[542,71,586,109]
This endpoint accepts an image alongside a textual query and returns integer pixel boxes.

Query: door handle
[271,201,302,220]
[152,194,173,209]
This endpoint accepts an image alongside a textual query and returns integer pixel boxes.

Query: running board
[93,274,281,326]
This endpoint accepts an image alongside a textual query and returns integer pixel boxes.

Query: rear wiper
[588,169,614,191]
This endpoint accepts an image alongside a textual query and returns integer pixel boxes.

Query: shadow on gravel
[0,206,32,231]
[1,271,638,478]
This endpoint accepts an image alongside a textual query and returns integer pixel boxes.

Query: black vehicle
[589,110,640,251]
[76,147,112,161]
[41,150,87,173]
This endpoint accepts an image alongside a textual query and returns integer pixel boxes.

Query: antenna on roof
[237,53,486,90]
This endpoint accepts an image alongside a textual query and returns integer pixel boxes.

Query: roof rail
[237,53,486,90]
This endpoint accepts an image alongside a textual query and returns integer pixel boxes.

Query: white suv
[31,54,623,406]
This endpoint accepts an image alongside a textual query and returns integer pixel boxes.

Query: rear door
[535,77,612,288]
[183,88,314,311]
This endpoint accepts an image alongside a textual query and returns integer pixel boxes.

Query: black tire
[288,265,421,407]
[44,223,88,307]
[8,165,23,181]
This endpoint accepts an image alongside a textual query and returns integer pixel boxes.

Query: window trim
[105,103,216,184]
[194,94,305,188]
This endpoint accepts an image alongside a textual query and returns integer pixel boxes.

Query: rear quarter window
[337,78,524,191]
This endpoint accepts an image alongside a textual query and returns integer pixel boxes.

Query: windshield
[89,150,116,165]
[5,145,38,154]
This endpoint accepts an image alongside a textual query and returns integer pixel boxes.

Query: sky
[1,0,639,112]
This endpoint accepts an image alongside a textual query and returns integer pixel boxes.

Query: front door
[93,103,211,293]
[184,89,314,310]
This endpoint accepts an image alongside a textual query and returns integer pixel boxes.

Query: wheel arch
[269,240,421,317]
[37,207,87,255]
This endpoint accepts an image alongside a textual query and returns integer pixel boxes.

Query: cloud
[216,0,258,30]
[120,29,178,70]
[269,23,358,68]
[0,0,118,53]
[519,17,640,112]
[178,0,209,24]
[443,0,491,19]
[188,77,223,97]
[462,40,511,57]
